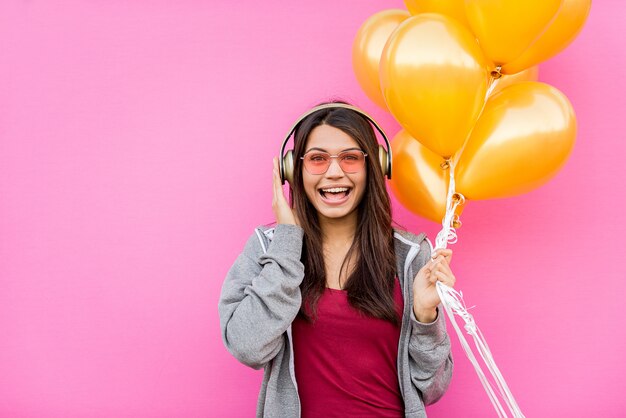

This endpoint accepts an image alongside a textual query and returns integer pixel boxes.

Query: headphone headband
[279,103,392,184]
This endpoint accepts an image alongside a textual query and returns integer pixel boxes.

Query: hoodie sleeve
[407,238,454,405]
[218,224,305,370]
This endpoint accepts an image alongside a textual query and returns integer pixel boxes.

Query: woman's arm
[408,239,454,404]
[407,307,454,404]
[218,224,304,369]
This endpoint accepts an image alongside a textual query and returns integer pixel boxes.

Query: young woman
[219,102,456,418]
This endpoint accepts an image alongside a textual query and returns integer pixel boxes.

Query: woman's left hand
[412,249,456,323]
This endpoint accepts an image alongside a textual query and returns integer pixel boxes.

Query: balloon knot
[490,66,502,79]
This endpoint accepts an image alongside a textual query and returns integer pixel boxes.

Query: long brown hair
[290,101,399,325]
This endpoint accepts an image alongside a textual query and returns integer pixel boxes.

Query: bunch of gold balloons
[353,0,590,223]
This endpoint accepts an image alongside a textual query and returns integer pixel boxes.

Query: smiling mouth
[319,187,352,201]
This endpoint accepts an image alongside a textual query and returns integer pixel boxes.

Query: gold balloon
[456,82,577,200]
[465,0,563,67]
[380,14,491,158]
[403,0,471,29]
[389,129,461,223]
[490,66,539,96]
[503,0,591,74]
[353,9,411,110]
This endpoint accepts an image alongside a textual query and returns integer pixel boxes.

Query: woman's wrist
[413,305,438,323]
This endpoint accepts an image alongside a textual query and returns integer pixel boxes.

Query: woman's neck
[319,211,358,247]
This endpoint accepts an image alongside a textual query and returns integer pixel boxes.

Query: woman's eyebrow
[304,147,362,153]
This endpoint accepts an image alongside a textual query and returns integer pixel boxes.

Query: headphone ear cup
[282,150,294,185]
[378,145,390,179]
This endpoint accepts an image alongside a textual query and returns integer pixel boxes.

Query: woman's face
[302,124,367,223]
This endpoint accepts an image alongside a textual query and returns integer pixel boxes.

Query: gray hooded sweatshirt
[218,224,453,418]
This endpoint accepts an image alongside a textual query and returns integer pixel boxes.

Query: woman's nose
[325,157,344,177]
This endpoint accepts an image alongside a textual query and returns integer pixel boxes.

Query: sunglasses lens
[339,152,365,172]
[304,152,330,174]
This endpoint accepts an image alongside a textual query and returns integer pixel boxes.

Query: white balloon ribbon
[433,159,525,418]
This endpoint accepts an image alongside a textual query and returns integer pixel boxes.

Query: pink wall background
[1,0,624,417]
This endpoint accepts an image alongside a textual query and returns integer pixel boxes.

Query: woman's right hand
[272,157,299,226]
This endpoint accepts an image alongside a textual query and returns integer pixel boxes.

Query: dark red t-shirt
[291,279,405,417]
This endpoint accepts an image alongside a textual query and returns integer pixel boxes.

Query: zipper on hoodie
[285,325,301,417]
[394,234,421,402]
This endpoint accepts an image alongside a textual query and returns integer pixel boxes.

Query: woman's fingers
[433,270,456,287]
[432,248,453,265]
[272,157,281,194]
[427,255,456,287]
[430,252,452,274]
[272,158,281,213]
[433,258,453,276]
[273,157,286,204]
[272,156,297,225]
[272,158,277,197]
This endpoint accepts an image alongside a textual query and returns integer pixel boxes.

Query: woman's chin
[314,201,358,221]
